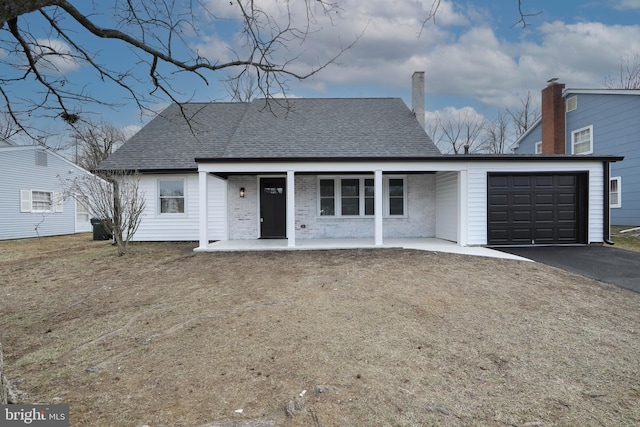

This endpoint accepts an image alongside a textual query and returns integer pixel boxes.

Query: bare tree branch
[604,53,640,89]
[0,0,354,138]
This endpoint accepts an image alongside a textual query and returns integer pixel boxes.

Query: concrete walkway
[196,238,530,261]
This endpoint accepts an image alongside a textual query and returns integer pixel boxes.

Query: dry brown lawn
[0,234,639,427]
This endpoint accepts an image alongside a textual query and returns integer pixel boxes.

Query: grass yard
[611,225,640,252]
[1,234,639,427]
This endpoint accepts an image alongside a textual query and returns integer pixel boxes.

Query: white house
[98,73,622,249]
[0,144,94,240]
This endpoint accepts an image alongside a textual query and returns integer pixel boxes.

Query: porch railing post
[374,169,383,246]
[287,170,296,247]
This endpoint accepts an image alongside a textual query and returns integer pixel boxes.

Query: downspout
[603,161,614,245]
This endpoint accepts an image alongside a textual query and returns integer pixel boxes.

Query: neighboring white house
[0,144,94,240]
[98,73,622,249]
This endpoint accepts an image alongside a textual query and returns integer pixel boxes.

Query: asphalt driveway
[495,245,640,293]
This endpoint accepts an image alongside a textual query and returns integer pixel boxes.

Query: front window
[610,177,621,208]
[572,126,593,155]
[319,179,335,216]
[341,179,360,216]
[318,176,405,217]
[159,180,185,214]
[388,179,405,216]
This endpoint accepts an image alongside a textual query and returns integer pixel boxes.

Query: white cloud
[611,0,640,10]
[33,39,81,74]
[196,1,640,113]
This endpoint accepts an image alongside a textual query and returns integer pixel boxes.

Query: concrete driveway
[495,245,640,293]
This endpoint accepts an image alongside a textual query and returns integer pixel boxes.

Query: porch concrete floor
[195,238,530,261]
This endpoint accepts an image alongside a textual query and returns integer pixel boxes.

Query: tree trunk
[0,0,58,27]
[1,341,13,404]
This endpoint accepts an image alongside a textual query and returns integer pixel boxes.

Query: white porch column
[286,170,296,247]
[374,169,384,246]
[197,170,209,250]
[457,169,468,247]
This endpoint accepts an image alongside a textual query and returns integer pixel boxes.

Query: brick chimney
[541,78,566,154]
[412,71,425,130]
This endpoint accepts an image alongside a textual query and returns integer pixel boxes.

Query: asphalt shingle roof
[99,97,440,171]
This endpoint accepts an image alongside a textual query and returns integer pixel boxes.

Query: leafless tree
[507,90,541,139]
[64,171,145,256]
[224,69,260,102]
[0,1,353,139]
[604,53,640,89]
[72,120,128,171]
[433,109,486,154]
[481,111,511,154]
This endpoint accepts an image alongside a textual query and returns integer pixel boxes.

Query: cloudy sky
[5,0,640,141]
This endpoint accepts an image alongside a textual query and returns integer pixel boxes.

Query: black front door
[260,178,286,238]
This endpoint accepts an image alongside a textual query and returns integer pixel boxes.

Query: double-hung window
[319,176,405,217]
[159,179,185,214]
[571,126,593,155]
[610,177,621,208]
[20,190,63,213]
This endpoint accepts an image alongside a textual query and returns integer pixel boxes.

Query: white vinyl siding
[132,173,226,241]
[2,146,91,240]
[435,172,458,242]
[610,176,621,208]
[571,125,593,155]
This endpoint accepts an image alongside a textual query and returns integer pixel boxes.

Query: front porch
[194,237,528,260]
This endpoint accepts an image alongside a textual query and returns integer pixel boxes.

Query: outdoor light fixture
[239,187,245,198]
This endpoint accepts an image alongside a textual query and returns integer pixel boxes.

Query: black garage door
[487,173,587,246]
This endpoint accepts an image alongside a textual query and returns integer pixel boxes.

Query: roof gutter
[195,154,625,163]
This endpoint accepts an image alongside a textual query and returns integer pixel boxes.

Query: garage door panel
[535,193,554,205]
[512,194,531,206]
[535,175,554,187]
[512,176,532,187]
[488,173,586,246]
[489,194,508,206]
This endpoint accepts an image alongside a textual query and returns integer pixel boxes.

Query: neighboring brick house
[513,80,639,226]
[99,73,621,249]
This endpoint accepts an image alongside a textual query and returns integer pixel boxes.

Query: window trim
[566,96,577,113]
[317,175,407,218]
[534,141,542,154]
[158,178,187,216]
[571,125,593,155]
[610,176,622,209]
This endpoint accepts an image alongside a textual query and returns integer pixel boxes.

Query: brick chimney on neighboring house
[412,71,425,130]
[540,78,566,154]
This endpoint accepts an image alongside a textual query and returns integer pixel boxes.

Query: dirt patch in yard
[1,234,639,426]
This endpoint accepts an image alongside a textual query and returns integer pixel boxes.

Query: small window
[610,177,621,208]
[159,180,185,214]
[32,191,53,212]
[566,96,577,112]
[534,141,542,154]
[571,126,593,155]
